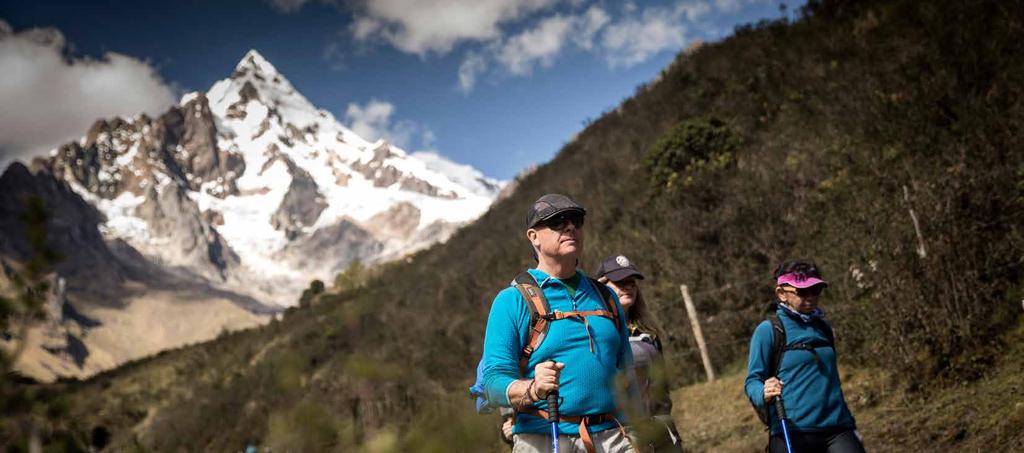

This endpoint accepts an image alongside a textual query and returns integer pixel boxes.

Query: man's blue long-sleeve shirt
[744,307,857,434]
[482,268,633,435]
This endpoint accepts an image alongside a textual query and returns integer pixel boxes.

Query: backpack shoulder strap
[512,271,551,376]
[767,314,787,379]
[588,277,621,330]
[767,314,788,427]
[752,310,787,428]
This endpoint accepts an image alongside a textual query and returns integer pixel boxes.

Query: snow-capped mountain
[41,49,504,305]
[0,49,506,381]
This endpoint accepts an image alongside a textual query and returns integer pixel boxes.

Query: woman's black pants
[769,429,866,453]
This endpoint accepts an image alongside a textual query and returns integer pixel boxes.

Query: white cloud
[321,30,351,72]
[496,14,573,75]
[457,5,609,91]
[351,16,383,41]
[296,0,767,94]
[422,129,437,148]
[349,0,562,55]
[599,3,705,68]
[0,20,176,167]
[458,51,487,93]
[343,99,423,149]
[681,2,715,21]
[451,1,717,91]
[572,6,610,51]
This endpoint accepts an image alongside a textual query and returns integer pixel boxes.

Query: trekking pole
[547,389,560,452]
[547,360,560,453]
[774,395,794,453]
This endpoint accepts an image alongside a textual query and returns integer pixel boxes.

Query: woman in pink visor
[744,260,865,453]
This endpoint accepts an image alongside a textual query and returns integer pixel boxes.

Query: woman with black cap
[596,255,683,452]
[744,260,865,453]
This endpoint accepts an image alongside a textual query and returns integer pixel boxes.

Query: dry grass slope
[675,318,1024,452]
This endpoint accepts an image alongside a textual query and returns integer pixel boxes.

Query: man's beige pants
[512,428,636,453]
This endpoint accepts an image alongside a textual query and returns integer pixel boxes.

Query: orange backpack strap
[513,272,551,376]
[512,274,623,376]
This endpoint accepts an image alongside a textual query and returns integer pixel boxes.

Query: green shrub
[334,260,368,293]
[644,116,742,191]
[298,279,325,308]
[267,401,343,452]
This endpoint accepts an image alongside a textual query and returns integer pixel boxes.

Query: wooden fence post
[680,284,716,382]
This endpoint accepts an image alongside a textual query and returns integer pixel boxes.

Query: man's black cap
[526,194,586,230]
[595,255,645,282]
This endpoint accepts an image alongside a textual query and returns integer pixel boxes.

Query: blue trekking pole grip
[547,390,559,452]
[774,395,793,453]
[547,360,560,453]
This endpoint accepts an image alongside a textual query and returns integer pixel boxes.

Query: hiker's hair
[598,276,664,338]
[773,259,823,281]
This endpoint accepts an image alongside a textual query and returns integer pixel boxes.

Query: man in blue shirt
[482,194,636,453]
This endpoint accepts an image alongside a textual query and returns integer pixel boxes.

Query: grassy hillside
[676,317,1024,452]
[4,0,1023,450]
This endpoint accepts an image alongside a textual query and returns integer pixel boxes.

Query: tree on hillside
[1,196,88,451]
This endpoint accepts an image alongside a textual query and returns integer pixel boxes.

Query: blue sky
[0,0,800,180]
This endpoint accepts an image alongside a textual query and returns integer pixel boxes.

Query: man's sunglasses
[779,285,825,297]
[539,212,585,230]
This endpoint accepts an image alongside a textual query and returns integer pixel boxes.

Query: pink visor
[776,272,828,288]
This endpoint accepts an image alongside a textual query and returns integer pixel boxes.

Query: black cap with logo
[595,255,645,282]
[525,194,586,230]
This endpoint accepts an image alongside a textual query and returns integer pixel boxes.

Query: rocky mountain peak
[225,49,300,106]
[233,49,280,79]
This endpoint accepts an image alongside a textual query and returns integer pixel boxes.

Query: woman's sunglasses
[779,285,825,297]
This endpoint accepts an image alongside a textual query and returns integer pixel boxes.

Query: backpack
[752,302,835,427]
[470,271,621,413]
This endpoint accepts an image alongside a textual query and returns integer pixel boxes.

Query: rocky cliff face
[134,181,239,280]
[38,92,245,285]
[268,154,327,240]
[0,162,131,299]
[164,94,246,197]
[274,219,383,278]
[44,94,244,202]
[362,202,422,242]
